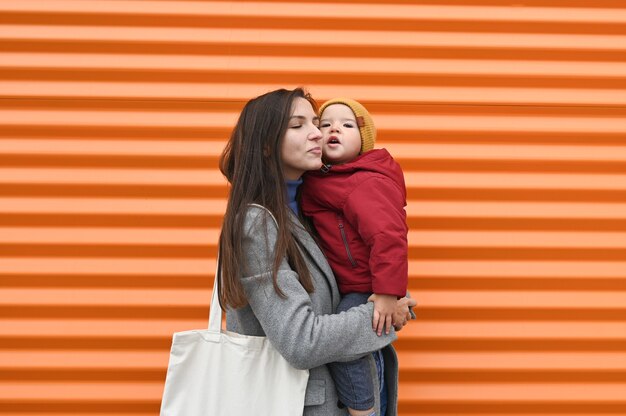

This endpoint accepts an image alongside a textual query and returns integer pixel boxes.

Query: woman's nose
[309,125,322,141]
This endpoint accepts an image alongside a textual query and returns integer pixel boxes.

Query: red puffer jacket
[301,149,408,297]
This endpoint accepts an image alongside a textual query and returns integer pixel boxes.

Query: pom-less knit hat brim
[318,98,376,154]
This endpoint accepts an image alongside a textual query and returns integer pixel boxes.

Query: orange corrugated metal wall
[2,1,626,414]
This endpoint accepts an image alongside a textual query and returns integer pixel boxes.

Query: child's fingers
[373,310,379,332]
[378,315,386,336]
[385,314,393,335]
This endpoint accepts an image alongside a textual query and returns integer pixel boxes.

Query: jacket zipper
[338,217,357,268]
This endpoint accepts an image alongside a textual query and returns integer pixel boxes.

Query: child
[300,98,409,416]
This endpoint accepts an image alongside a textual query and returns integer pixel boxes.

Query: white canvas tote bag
[160,254,309,415]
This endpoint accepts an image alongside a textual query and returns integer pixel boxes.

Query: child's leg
[328,293,377,415]
[374,349,387,416]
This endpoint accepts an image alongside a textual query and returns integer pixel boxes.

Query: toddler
[301,98,409,416]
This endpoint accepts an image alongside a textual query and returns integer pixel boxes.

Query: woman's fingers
[391,297,417,331]
[393,317,407,331]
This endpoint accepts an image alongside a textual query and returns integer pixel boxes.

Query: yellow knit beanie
[318,98,376,154]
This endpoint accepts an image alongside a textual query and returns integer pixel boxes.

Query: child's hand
[371,294,397,336]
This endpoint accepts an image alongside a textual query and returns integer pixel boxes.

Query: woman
[218,88,416,415]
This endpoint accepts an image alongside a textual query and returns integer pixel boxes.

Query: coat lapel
[289,215,340,309]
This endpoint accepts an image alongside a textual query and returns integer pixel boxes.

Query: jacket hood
[319,148,405,195]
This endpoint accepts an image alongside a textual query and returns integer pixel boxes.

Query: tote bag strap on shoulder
[208,203,278,333]
[208,265,223,333]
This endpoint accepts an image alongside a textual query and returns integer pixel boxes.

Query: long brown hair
[218,88,316,309]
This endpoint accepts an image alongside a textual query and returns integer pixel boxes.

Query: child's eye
[320,122,330,128]
[343,123,354,128]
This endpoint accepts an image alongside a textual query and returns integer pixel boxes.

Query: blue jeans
[328,293,387,414]
[375,349,387,416]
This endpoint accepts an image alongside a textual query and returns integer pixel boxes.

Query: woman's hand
[368,294,417,332]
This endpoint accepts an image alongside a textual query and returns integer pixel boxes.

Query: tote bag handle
[209,204,278,333]
[208,255,222,333]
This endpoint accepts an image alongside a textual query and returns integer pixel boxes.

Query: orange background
[2,1,626,415]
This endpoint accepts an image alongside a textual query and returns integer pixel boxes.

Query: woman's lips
[308,147,322,155]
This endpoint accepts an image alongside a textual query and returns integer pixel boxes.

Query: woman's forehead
[290,97,316,117]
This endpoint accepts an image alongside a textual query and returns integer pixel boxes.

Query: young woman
[218,88,416,415]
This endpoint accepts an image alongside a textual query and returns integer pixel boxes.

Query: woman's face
[281,97,323,180]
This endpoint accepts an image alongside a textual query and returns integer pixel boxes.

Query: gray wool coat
[226,205,399,416]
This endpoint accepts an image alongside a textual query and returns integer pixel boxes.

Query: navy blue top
[286,178,303,216]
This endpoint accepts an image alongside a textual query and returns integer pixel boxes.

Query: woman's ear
[263,145,272,157]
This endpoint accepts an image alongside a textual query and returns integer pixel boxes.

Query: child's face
[319,104,362,165]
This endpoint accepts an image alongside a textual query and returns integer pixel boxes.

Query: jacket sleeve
[343,176,408,297]
[238,206,396,370]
